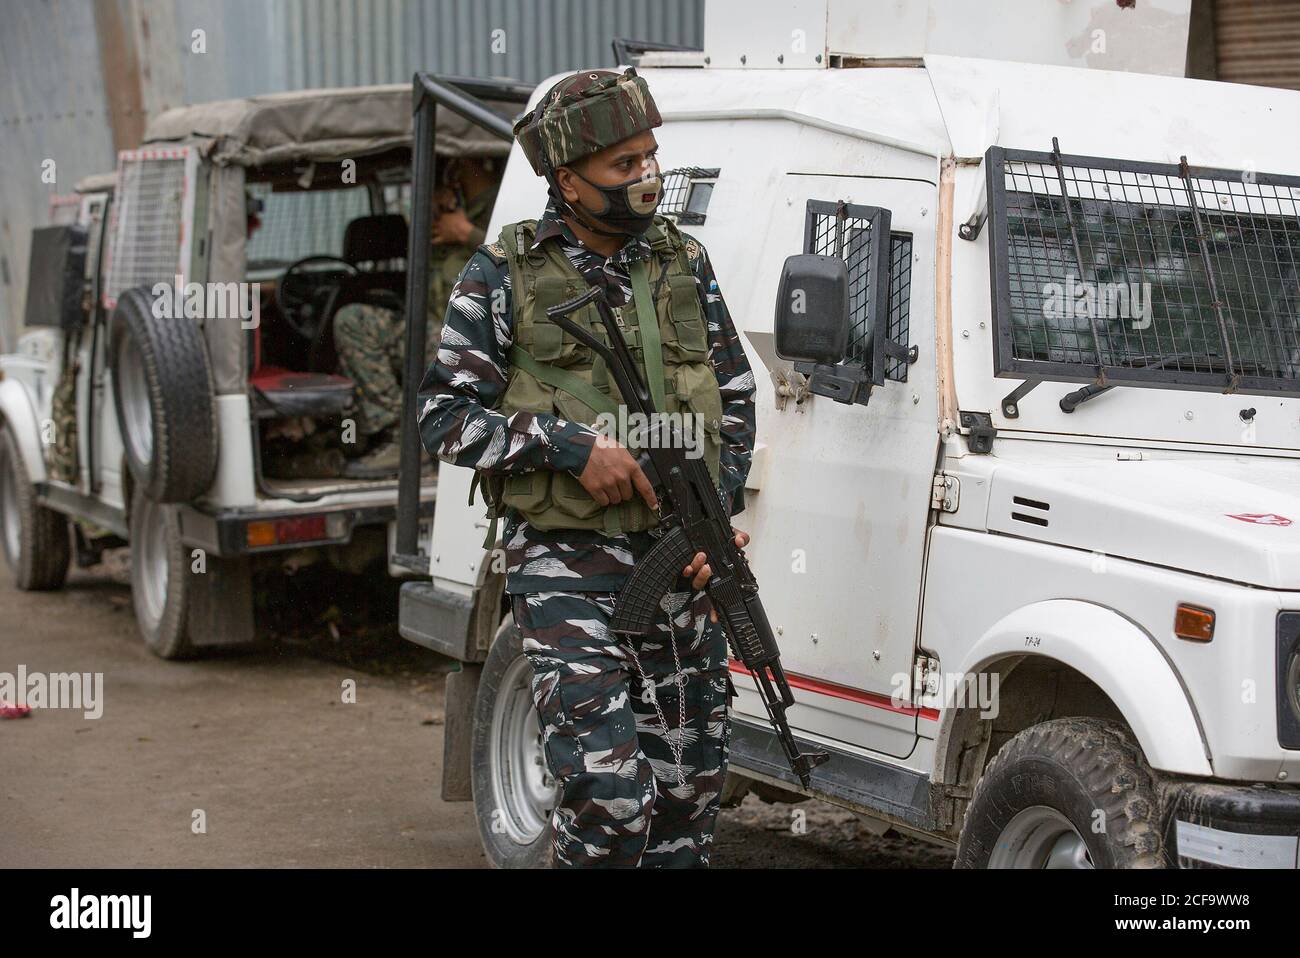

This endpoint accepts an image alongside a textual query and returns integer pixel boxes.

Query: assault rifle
[544,286,830,788]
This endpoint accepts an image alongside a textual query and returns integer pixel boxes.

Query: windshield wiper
[1058,353,1215,412]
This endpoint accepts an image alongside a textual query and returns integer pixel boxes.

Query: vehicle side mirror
[774,254,849,365]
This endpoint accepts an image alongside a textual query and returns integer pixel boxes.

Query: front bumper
[1162,778,1300,868]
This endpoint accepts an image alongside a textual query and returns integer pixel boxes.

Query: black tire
[955,717,1164,869]
[109,286,218,503]
[0,423,70,590]
[471,614,556,869]
[127,482,194,659]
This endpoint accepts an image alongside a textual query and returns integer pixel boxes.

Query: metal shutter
[1215,0,1300,91]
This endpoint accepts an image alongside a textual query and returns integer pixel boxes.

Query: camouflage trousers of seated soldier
[513,588,733,868]
[334,303,440,440]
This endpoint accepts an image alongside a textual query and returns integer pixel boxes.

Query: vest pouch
[499,378,557,516]
[666,273,709,360]
[501,365,555,416]
[549,389,612,524]
[673,362,724,483]
[503,470,548,515]
[549,470,605,524]
[527,277,589,365]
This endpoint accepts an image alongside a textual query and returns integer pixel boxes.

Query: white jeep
[0,82,524,657]
[396,2,1300,868]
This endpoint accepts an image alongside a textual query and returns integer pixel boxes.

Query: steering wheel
[277,255,358,342]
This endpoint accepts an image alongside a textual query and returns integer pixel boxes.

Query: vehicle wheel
[0,423,70,590]
[128,484,194,659]
[471,614,557,868]
[109,286,218,503]
[955,717,1164,869]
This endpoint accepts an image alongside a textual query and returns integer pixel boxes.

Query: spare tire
[109,286,218,503]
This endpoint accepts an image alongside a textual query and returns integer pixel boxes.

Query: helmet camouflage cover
[514,67,662,175]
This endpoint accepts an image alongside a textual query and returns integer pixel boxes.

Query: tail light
[245,514,341,549]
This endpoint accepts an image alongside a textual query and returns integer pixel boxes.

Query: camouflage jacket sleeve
[685,234,757,516]
[416,249,599,476]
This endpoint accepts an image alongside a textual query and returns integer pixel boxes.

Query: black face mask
[567,165,663,237]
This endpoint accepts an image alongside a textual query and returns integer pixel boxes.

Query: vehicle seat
[250,366,355,419]
[308,213,409,372]
[249,317,354,419]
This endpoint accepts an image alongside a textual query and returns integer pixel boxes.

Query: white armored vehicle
[394,0,1300,869]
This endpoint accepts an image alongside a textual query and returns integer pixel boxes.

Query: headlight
[1288,648,1300,722]
[1277,613,1300,749]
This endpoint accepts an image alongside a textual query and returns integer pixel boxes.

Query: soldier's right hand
[578,434,658,511]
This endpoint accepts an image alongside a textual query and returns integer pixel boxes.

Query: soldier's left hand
[432,207,475,245]
[683,528,751,621]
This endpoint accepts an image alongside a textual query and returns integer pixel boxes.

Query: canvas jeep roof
[74,171,117,195]
[141,83,518,167]
[130,82,523,395]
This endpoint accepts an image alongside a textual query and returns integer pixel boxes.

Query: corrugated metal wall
[275,0,702,89]
[1214,0,1300,90]
[0,0,117,350]
[0,0,703,351]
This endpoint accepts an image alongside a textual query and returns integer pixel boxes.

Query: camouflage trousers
[513,588,732,868]
[334,303,439,438]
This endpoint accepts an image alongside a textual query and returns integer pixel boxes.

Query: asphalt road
[0,555,954,869]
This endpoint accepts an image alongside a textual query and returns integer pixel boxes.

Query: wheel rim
[119,345,154,467]
[0,443,20,565]
[488,653,556,846]
[134,496,169,629]
[989,805,1095,869]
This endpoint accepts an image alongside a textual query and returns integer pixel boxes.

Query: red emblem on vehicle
[1227,513,1293,526]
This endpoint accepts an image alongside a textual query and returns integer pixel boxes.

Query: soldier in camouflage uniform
[46,335,81,483]
[334,157,499,478]
[417,69,757,867]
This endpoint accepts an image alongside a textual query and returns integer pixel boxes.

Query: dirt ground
[0,555,954,869]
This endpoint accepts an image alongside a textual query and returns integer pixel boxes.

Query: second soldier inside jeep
[334,155,501,478]
[416,69,757,868]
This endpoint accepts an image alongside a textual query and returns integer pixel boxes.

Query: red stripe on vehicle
[729,661,941,721]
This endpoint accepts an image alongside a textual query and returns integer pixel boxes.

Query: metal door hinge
[772,367,810,411]
[931,474,959,513]
[913,653,941,703]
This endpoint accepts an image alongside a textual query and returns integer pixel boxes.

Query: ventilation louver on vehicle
[1011,495,1051,527]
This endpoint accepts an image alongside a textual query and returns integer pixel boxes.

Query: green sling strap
[466,471,500,549]
[628,258,667,415]
[506,346,619,416]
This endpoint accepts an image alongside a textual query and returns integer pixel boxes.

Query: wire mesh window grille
[885,233,913,382]
[660,167,719,225]
[804,200,912,384]
[246,183,373,273]
[105,155,189,303]
[987,145,1300,396]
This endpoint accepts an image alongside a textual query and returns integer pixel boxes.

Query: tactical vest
[479,215,723,537]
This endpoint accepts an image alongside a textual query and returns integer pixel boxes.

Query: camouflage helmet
[514,67,662,176]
